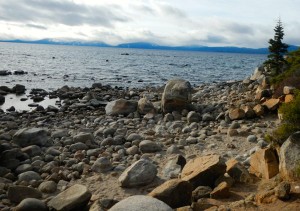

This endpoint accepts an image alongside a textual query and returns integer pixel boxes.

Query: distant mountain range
[1,39,299,54]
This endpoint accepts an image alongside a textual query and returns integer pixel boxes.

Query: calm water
[0,42,266,90]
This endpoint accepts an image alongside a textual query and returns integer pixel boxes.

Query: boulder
[162,154,186,179]
[262,98,280,111]
[249,148,279,179]
[109,195,173,211]
[8,186,42,203]
[242,106,256,119]
[105,99,137,116]
[139,140,162,153]
[13,128,48,147]
[279,132,300,180]
[149,179,192,208]
[228,108,245,120]
[250,66,264,81]
[285,94,294,103]
[210,182,230,199]
[73,132,94,145]
[161,79,192,113]
[181,155,226,188]
[226,159,252,183]
[253,104,265,116]
[18,171,41,182]
[119,159,157,188]
[48,184,91,211]
[91,157,113,173]
[15,198,48,211]
[138,98,155,114]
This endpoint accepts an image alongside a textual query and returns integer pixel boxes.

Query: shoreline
[1,66,300,210]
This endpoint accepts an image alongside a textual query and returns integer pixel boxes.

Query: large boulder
[181,155,226,188]
[13,128,48,147]
[262,98,280,111]
[161,79,192,113]
[279,132,300,180]
[119,159,157,188]
[249,148,279,179]
[105,99,137,116]
[148,179,192,208]
[109,195,172,211]
[47,184,91,211]
[226,159,252,183]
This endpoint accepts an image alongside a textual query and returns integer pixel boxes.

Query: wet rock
[149,179,192,208]
[161,79,192,113]
[15,198,48,211]
[48,184,91,211]
[249,147,279,179]
[0,95,4,105]
[139,140,162,153]
[110,195,172,211]
[105,99,137,116]
[181,155,226,188]
[91,157,113,173]
[119,159,157,188]
[13,128,48,147]
[279,132,300,180]
[8,186,42,203]
[12,84,26,94]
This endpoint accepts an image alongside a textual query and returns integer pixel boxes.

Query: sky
[0,0,299,48]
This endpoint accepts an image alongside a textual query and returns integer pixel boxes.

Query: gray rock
[109,195,172,211]
[126,145,139,155]
[21,145,42,157]
[48,184,91,211]
[69,142,88,152]
[161,79,192,113]
[15,198,48,211]
[247,135,257,143]
[18,171,41,182]
[126,133,143,142]
[91,157,113,173]
[13,128,48,147]
[138,98,155,114]
[187,111,200,123]
[105,99,137,116]
[192,186,213,201]
[139,140,161,153]
[8,186,42,203]
[162,155,186,179]
[46,147,61,156]
[119,159,157,188]
[73,132,94,146]
[202,113,214,121]
[279,132,300,180]
[15,164,33,174]
[51,129,69,138]
[38,181,57,194]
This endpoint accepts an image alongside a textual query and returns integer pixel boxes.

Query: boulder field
[0,66,300,210]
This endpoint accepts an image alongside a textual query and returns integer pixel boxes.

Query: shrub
[266,90,300,146]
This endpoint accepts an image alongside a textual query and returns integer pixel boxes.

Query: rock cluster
[0,67,299,210]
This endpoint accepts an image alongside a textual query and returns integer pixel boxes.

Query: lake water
[0,42,266,91]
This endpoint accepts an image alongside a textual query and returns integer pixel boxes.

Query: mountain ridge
[1,39,299,54]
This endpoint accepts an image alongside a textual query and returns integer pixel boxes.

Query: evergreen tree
[265,19,289,75]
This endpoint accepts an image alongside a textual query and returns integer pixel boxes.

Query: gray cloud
[0,0,129,27]
[160,4,187,18]
[26,23,47,30]
[227,23,254,35]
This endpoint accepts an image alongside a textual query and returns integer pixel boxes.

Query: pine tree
[265,19,289,75]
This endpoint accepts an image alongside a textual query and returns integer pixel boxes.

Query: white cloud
[0,0,299,47]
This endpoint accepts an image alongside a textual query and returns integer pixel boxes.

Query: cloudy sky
[0,0,299,47]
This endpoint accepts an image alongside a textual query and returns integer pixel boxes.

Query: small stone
[192,186,212,201]
[247,135,257,143]
[18,171,41,182]
[91,157,113,173]
[8,186,42,203]
[38,181,57,194]
[139,140,161,153]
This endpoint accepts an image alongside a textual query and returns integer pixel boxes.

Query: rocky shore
[0,66,300,211]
